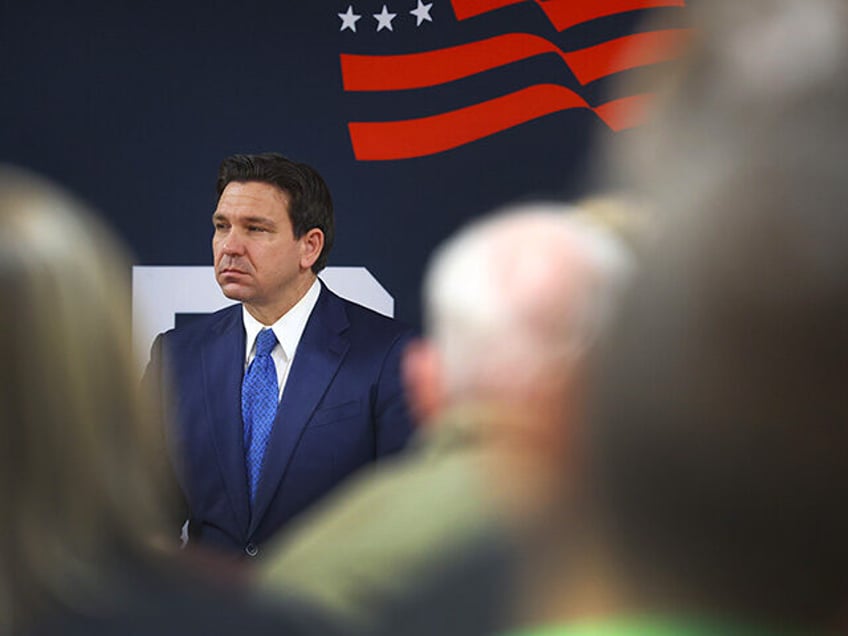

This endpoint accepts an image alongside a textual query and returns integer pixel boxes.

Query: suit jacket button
[245,543,259,557]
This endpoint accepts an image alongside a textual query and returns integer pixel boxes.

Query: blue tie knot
[255,328,277,357]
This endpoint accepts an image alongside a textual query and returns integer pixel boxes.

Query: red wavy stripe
[565,29,691,85]
[348,84,592,160]
[450,0,525,21]
[449,0,685,29]
[341,33,567,91]
[342,29,687,92]
[536,0,686,32]
[594,93,654,131]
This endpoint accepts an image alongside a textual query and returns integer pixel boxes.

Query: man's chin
[218,281,250,302]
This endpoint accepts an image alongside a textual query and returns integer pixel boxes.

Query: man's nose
[220,230,246,255]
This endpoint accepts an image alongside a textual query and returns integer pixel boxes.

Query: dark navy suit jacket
[144,283,414,556]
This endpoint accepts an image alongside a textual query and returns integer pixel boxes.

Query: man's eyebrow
[211,213,276,226]
[241,215,276,226]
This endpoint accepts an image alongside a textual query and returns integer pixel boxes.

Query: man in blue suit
[145,153,413,557]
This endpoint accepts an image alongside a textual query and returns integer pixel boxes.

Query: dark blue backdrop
[2,1,688,326]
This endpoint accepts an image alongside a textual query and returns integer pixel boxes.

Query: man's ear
[401,339,444,426]
[299,228,325,270]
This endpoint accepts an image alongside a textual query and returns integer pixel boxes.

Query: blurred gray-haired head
[423,202,631,402]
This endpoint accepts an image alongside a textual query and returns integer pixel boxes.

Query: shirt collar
[242,278,322,363]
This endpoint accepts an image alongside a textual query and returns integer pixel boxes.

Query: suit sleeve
[372,329,415,457]
[141,333,191,542]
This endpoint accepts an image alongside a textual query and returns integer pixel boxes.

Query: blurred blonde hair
[0,167,173,630]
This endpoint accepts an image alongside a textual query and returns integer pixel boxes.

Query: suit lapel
[249,285,350,534]
[201,306,251,532]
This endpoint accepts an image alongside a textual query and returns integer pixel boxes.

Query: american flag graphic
[338,0,690,160]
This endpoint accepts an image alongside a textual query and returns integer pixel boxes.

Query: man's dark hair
[216,152,334,273]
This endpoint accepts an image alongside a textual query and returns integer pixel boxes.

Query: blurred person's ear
[402,339,445,426]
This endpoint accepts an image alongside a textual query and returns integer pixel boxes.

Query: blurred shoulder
[28,555,347,636]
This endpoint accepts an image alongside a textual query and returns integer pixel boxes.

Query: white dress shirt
[242,278,321,401]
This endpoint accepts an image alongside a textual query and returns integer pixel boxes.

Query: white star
[338,5,361,32]
[373,5,397,32]
[410,0,433,26]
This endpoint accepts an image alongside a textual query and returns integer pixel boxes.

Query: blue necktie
[242,328,279,503]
